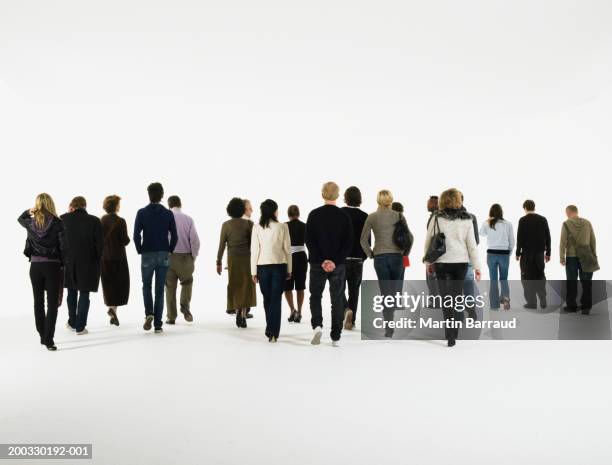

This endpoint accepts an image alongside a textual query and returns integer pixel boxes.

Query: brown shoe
[143,315,153,331]
[181,308,193,322]
[343,309,354,330]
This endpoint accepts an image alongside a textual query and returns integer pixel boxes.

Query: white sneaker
[76,329,88,335]
[311,327,322,345]
[332,340,340,347]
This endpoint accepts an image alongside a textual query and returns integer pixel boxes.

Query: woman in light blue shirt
[480,204,515,309]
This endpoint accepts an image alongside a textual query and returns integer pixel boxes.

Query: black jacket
[516,213,551,258]
[18,210,66,263]
[341,206,369,260]
[61,209,103,292]
[305,205,353,265]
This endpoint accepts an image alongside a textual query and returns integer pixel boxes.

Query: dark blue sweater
[133,203,178,254]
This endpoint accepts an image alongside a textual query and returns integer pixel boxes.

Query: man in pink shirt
[165,195,200,324]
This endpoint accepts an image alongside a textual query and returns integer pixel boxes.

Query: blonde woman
[18,193,66,351]
[360,189,413,338]
[424,188,481,347]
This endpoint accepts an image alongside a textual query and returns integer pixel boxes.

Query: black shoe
[107,308,119,326]
[523,304,537,310]
[288,310,296,322]
[46,344,57,351]
[166,319,176,325]
[240,315,247,328]
[384,328,394,338]
[227,309,236,315]
[581,307,591,315]
[246,311,253,319]
[235,313,242,328]
[564,306,578,313]
[447,339,456,347]
[295,313,302,323]
[268,335,274,342]
[540,301,547,310]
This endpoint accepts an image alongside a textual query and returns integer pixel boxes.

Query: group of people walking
[19,183,200,350]
[20,181,599,351]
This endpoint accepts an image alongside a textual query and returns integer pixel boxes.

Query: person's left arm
[168,213,178,253]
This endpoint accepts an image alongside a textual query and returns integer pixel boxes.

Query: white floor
[2,299,612,465]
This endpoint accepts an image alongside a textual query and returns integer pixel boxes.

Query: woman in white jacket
[424,188,481,347]
[251,199,292,342]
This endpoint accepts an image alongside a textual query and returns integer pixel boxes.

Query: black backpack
[392,213,414,254]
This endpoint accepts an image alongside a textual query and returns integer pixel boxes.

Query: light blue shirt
[480,219,515,253]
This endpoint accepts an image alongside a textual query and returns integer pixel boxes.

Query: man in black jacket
[306,182,353,347]
[516,199,551,309]
[62,196,103,335]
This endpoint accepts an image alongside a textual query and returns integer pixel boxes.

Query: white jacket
[250,221,292,275]
[424,215,481,270]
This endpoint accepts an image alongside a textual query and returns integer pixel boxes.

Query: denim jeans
[565,256,593,310]
[141,251,170,329]
[373,253,405,326]
[67,288,90,332]
[487,253,510,309]
[343,258,364,324]
[309,263,346,341]
[257,264,287,338]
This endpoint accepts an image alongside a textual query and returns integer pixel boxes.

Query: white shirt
[480,219,515,253]
[250,221,292,275]
[424,215,481,270]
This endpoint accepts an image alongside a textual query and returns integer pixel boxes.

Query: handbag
[424,215,446,263]
[564,223,600,272]
[393,213,414,254]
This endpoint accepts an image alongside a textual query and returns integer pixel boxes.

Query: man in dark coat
[61,196,103,334]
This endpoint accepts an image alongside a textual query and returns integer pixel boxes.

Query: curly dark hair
[226,197,246,218]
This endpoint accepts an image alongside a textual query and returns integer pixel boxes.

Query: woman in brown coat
[217,197,257,328]
[100,195,130,326]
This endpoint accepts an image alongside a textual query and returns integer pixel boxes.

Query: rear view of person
[284,205,307,323]
[305,182,353,347]
[361,190,413,338]
[480,204,514,310]
[341,186,369,330]
[560,205,599,314]
[251,199,292,342]
[134,182,178,333]
[100,195,130,326]
[166,195,200,324]
[18,193,66,351]
[62,196,103,336]
[516,200,551,310]
[423,188,481,347]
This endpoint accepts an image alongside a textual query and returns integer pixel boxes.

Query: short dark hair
[391,202,404,213]
[103,195,121,214]
[344,186,362,207]
[287,205,300,218]
[70,196,87,210]
[523,199,535,211]
[226,197,246,219]
[147,182,164,203]
[168,195,181,209]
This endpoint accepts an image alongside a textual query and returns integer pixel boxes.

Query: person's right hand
[216,264,222,275]
[560,259,566,266]
[515,255,520,261]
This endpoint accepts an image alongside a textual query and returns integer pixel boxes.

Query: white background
[1,1,611,464]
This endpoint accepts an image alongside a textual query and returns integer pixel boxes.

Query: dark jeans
[29,262,62,345]
[426,267,440,308]
[519,252,547,307]
[374,254,405,324]
[435,262,468,341]
[565,257,593,310]
[141,251,170,330]
[257,264,287,338]
[309,263,346,341]
[67,288,90,332]
[343,258,364,324]
[487,253,510,309]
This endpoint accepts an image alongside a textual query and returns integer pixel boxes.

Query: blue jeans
[257,264,287,338]
[67,289,90,332]
[141,251,170,329]
[373,253,405,325]
[487,253,510,309]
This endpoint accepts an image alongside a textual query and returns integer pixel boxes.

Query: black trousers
[343,259,364,323]
[29,262,62,346]
[309,264,346,341]
[565,257,593,310]
[519,252,547,306]
[435,262,468,341]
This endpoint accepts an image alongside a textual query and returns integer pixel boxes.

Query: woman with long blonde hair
[18,193,67,351]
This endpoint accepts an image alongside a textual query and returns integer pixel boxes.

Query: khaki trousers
[165,253,195,321]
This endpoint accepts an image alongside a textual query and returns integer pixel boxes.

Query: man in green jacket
[560,205,598,314]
